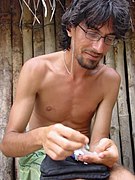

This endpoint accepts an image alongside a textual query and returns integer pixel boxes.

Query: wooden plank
[11,1,23,179]
[22,0,33,62]
[125,32,135,154]
[11,0,23,100]
[44,0,56,54]
[130,33,135,158]
[33,1,45,57]
[105,47,122,164]
[0,0,14,179]
[55,0,65,51]
[115,41,134,172]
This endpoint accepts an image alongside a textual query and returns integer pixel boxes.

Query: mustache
[83,49,103,56]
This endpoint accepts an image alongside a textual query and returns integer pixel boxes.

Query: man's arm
[78,68,121,167]
[90,69,121,151]
[0,60,44,157]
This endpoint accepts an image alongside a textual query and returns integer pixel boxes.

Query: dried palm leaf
[19,0,64,25]
[22,0,40,24]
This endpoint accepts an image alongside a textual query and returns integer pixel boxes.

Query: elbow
[0,139,12,157]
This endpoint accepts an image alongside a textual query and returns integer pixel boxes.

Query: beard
[77,55,100,70]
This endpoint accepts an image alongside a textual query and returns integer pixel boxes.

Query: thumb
[95,138,112,153]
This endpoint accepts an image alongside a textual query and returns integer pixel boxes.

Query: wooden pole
[11,1,23,179]
[33,1,45,57]
[55,0,65,51]
[125,31,135,153]
[22,0,33,63]
[115,41,134,171]
[44,0,56,54]
[106,47,122,164]
[11,0,23,101]
[0,0,14,179]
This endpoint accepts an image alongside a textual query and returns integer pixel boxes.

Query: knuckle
[47,131,54,140]
[53,123,63,130]
[57,149,64,157]
[51,153,58,160]
[62,142,70,150]
[68,132,76,140]
[51,153,64,161]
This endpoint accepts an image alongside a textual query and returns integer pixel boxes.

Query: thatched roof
[19,0,67,25]
[20,0,135,31]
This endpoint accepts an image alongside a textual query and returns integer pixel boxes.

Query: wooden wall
[0,0,135,179]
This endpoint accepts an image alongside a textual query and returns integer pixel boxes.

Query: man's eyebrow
[88,27,115,36]
[107,33,116,36]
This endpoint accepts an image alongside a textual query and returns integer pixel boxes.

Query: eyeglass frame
[78,24,118,46]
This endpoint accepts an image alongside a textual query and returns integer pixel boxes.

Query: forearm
[1,127,45,157]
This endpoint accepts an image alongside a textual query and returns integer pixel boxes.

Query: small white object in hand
[73,145,98,163]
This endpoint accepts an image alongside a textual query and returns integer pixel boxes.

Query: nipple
[46,106,52,111]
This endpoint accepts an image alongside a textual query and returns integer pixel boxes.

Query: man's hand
[41,123,89,160]
[78,138,119,167]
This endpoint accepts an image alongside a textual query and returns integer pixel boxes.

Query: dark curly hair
[59,0,131,50]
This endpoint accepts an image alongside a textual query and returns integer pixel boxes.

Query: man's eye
[106,36,115,42]
[87,32,99,39]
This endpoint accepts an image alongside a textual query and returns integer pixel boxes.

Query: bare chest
[32,74,103,130]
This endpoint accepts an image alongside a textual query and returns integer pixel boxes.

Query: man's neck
[63,50,104,79]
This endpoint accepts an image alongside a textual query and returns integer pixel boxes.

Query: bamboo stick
[130,32,135,150]
[115,41,134,171]
[33,1,45,57]
[55,0,65,51]
[44,0,56,54]
[11,0,23,100]
[0,0,14,179]
[11,1,24,179]
[22,0,33,63]
[105,47,122,164]
[125,31,135,150]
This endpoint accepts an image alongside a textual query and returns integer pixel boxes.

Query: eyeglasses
[78,24,118,46]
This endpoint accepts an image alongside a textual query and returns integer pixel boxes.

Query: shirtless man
[1,0,135,179]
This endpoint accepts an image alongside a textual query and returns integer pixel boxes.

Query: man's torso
[27,51,116,137]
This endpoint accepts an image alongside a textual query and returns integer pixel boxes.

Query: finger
[98,150,110,159]
[78,152,100,163]
[46,142,73,160]
[48,130,85,151]
[54,124,89,144]
[45,147,66,160]
[45,147,57,159]
[95,138,112,153]
[98,147,119,161]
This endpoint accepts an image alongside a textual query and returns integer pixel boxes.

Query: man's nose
[92,38,105,54]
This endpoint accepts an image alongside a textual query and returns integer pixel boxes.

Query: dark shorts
[40,155,110,180]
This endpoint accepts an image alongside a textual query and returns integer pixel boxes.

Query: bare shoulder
[99,65,121,97]
[16,51,63,92]
[21,51,63,79]
[23,51,62,72]
[102,65,121,84]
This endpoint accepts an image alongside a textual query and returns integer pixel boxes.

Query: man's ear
[66,27,72,37]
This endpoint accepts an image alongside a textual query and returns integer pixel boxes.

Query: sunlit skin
[1,16,135,179]
[72,22,113,69]
[65,22,119,166]
[2,19,134,180]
